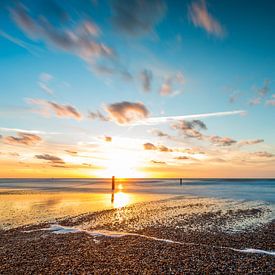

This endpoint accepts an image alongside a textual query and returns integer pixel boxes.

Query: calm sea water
[0,178,274,229]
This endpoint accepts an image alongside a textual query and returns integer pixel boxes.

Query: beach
[0,179,274,274]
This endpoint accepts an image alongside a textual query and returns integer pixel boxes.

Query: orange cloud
[104,136,112,142]
[209,136,237,146]
[27,98,82,120]
[3,133,42,146]
[143,142,173,152]
[106,101,149,124]
[143,142,157,150]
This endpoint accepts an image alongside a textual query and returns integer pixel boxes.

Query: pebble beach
[1,194,274,274]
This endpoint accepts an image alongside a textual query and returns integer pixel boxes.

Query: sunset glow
[0,0,274,178]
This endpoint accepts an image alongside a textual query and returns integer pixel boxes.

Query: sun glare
[112,191,130,208]
[97,149,145,178]
[118,183,123,190]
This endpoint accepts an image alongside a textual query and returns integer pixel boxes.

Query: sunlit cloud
[252,151,274,158]
[209,136,237,146]
[143,142,157,150]
[171,119,207,139]
[174,156,189,160]
[104,136,112,142]
[106,101,149,124]
[159,72,185,96]
[65,150,78,156]
[2,133,42,146]
[160,82,172,96]
[237,139,264,147]
[27,98,82,120]
[150,160,166,165]
[143,142,172,152]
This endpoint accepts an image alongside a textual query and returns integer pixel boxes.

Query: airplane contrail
[0,127,59,135]
[132,110,246,126]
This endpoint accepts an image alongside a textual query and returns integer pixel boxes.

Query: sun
[96,150,145,178]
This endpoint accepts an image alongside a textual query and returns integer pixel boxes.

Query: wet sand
[0,196,274,274]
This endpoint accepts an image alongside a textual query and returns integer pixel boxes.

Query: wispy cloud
[252,151,274,158]
[249,79,271,106]
[7,1,116,76]
[133,110,246,126]
[38,73,53,95]
[35,154,65,164]
[150,160,166,165]
[149,129,170,138]
[27,98,82,120]
[160,82,172,96]
[0,29,39,55]
[11,4,113,61]
[237,139,264,147]
[140,69,153,92]
[88,110,109,121]
[174,156,190,160]
[65,150,78,156]
[189,0,225,38]
[171,119,207,139]
[266,94,275,106]
[3,133,42,146]
[143,142,173,152]
[159,72,185,96]
[111,0,166,36]
[209,136,237,146]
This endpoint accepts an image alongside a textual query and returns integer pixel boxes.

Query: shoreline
[1,196,274,274]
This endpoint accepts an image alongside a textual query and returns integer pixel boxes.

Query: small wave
[26,224,275,257]
[232,248,275,256]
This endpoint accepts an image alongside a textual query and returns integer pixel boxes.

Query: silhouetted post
[180,178,182,185]
[111,192,114,203]
[112,176,115,191]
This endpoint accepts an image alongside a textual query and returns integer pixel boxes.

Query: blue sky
[0,0,274,178]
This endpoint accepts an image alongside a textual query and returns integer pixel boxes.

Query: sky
[0,0,274,178]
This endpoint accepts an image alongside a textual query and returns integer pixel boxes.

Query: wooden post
[111,192,114,203]
[112,176,115,191]
[180,178,182,185]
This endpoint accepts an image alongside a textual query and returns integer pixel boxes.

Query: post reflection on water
[111,191,131,208]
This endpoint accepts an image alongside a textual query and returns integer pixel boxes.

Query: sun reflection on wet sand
[111,191,131,208]
[0,190,168,229]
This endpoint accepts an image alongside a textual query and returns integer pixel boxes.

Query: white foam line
[231,248,275,256]
[25,225,275,256]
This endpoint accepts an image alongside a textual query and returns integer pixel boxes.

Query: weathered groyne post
[111,192,114,203]
[180,178,182,185]
[112,176,115,191]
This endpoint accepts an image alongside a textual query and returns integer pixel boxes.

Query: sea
[0,178,274,230]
